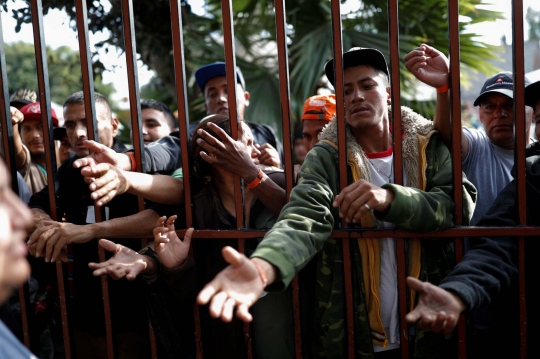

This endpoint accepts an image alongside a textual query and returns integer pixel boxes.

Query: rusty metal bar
[74,0,114,357]
[168,0,200,357]
[274,0,294,197]
[221,0,252,355]
[329,1,354,357]
[120,0,145,174]
[511,0,527,357]
[273,1,302,357]
[169,0,193,229]
[0,14,19,194]
[446,0,466,356]
[118,0,157,357]
[386,0,410,356]
[28,1,72,357]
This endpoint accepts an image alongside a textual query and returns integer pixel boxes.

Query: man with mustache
[27,91,154,359]
[197,47,476,358]
[405,44,534,357]
[14,102,59,194]
[190,62,283,168]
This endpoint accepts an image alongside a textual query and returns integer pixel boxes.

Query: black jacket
[440,141,540,357]
[29,139,149,336]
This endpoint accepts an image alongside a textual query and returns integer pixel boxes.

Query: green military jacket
[252,107,476,358]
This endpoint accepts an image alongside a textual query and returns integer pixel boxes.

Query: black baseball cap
[195,62,246,92]
[473,71,532,106]
[324,47,389,87]
[53,127,67,141]
[525,80,540,110]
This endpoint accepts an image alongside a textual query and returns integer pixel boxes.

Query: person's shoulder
[462,126,488,142]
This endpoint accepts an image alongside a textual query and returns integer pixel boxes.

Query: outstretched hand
[88,239,148,280]
[404,44,449,88]
[73,140,132,171]
[405,277,466,334]
[197,247,265,323]
[153,215,193,268]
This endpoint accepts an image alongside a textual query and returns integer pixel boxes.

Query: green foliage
[6,0,505,134]
[527,7,540,40]
[4,41,115,105]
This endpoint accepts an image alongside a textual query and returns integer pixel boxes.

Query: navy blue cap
[195,62,246,92]
[473,72,532,106]
[325,47,389,87]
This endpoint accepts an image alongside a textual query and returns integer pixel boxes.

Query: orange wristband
[253,261,268,287]
[247,169,265,189]
[126,152,136,171]
[436,83,449,93]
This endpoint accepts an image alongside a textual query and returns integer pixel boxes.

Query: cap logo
[27,103,41,113]
[309,99,326,107]
[496,77,504,83]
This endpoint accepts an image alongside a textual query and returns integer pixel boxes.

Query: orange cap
[302,94,336,122]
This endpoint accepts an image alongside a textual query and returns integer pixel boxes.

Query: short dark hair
[141,99,176,129]
[63,91,112,119]
[191,114,233,180]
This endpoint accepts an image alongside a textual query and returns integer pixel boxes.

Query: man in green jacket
[197,47,476,358]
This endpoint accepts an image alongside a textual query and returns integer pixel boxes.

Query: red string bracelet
[252,261,268,287]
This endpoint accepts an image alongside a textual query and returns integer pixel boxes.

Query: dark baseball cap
[53,127,67,141]
[473,71,532,106]
[324,47,389,87]
[525,80,540,110]
[195,62,246,92]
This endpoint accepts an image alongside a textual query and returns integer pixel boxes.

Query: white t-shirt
[365,150,401,352]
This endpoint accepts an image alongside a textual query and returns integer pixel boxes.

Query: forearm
[13,125,27,170]
[91,209,161,239]
[248,175,286,216]
[31,208,53,232]
[124,172,184,206]
[433,91,452,147]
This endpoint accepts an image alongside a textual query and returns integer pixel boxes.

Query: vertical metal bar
[273,1,302,357]
[447,0,466,357]
[221,0,251,355]
[330,1,354,357]
[511,0,527,358]
[0,14,19,194]
[120,0,145,174]
[169,0,201,357]
[274,0,294,197]
[118,0,157,357]
[28,1,72,357]
[386,0,409,357]
[74,1,114,357]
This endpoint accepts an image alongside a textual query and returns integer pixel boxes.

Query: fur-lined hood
[318,106,435,189]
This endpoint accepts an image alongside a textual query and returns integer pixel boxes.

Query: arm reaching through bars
[197,247,278,323]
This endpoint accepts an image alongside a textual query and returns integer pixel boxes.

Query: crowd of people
[0,44,539,359]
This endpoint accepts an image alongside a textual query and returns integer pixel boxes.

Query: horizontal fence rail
[0,0,535,358]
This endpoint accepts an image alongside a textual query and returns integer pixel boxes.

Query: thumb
[222,246,244,268]
[406,276,425,292]
[98,239,119,254]
[182,228,194,247]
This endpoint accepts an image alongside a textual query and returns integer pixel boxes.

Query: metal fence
[0,0,535,358]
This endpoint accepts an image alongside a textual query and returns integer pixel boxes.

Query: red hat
[302,94,336,122]
[19,102,59,127]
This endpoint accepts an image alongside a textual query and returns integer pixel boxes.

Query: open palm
[153,215,193,269]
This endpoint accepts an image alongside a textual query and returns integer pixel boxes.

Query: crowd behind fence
[0,0,537,358]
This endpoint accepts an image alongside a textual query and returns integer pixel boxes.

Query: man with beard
[15,102,59,194]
